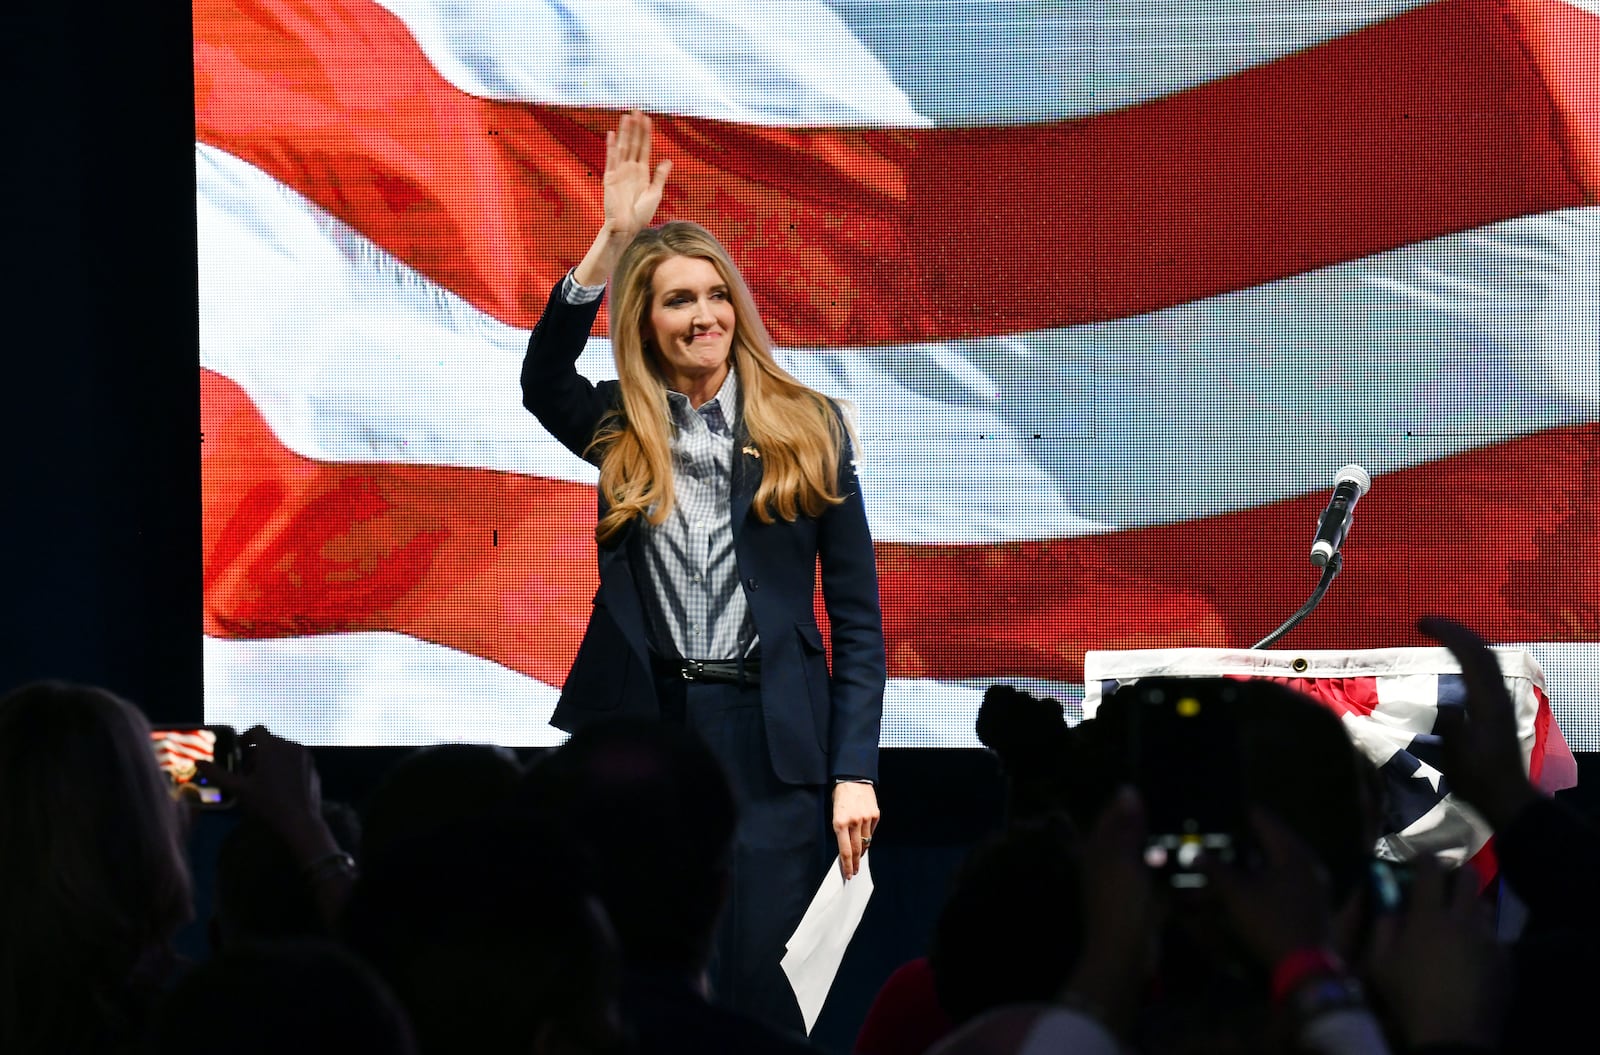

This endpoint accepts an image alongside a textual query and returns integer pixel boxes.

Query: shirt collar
[667,367,740,434]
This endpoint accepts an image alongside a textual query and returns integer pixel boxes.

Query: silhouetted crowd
[3,617,1595,1054]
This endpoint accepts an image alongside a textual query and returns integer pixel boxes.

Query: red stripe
[202,369,600,686]
[1504,0,1600,195]
[1466,838,1499,889]
[194,0,1593,347]
[884,425,1600,682]
[1528,685,1553,788]
[1256,678,1382,719]
[157,745,210,766]
[202,370,1600,685]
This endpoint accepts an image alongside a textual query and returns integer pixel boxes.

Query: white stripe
[827,0,1434,124]
[1084,646,1555,702]
[884,677,1086,749]
[203,632,1077,748]
[1378,795,1491,866]
[373,0,928,126]
[371,0,1432,125]
[207,631,1600,753]
[197,143,1600,542]
[204,633,565,746]
[1369,674,1451,762]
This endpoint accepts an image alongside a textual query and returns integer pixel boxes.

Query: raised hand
[197,725,352,924]
[574,110,673,287]
[198,724,324,836]
[1417,616,1538,830]
[603,109,673,237]
[1365,855,1509,1049]
[1061,787,1162,1036]
[1202,807,1333,968]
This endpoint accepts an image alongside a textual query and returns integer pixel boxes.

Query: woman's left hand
[833,781,880,879]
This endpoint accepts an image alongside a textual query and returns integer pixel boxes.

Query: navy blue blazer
[521,281,884,786]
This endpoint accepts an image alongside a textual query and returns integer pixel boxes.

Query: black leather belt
[654,655,761,686]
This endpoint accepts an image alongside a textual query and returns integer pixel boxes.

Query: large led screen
[197,0,1600,748]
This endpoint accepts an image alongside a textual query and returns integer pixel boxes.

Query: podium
[1082,647,1578,871]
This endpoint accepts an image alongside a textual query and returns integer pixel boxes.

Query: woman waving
[521,111,885,1032]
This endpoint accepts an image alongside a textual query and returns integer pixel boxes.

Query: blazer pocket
[796,622,830,751]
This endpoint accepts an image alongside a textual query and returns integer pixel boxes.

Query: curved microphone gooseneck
[1251,465,1371,650]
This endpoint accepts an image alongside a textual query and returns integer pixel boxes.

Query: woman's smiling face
[646,254,737,393]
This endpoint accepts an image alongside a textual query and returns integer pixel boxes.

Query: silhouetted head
[147,938,416,1055]
[519,717,738,974]
[0,680,192,1051]
[343,814,624,1055]
[361,743,521,862]
[928,815,1084,1024]
[976,684,1080,824]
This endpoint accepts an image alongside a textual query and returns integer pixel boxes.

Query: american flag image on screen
[194,0,1600,747]
[150,728,219,785]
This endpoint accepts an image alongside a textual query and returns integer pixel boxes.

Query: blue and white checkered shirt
[564,271,757,661]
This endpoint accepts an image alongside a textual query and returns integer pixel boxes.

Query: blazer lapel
[596,516,654,668]
[730,422,761,540]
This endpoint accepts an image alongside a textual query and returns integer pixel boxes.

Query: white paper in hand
[780,853,874,1034]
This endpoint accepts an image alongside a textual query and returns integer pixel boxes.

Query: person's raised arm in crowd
[1362,854,1508,1054]
[199,726,355,929]
[1203,809,1396,1055]
[1419,615,1600,926]
[1416,616,1600,1054]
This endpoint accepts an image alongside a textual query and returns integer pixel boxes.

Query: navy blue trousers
[655,673,829,1034]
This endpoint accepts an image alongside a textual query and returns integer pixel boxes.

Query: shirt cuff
[562,268,606,305]
[834,777,874,786]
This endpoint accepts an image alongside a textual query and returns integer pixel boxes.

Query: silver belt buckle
[682,660,703,680]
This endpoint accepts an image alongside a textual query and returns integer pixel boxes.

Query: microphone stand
[1251,553,1342,650]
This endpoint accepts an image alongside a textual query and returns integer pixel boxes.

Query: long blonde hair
[591,222,846,543]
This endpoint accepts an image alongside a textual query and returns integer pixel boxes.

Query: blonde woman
[523,111,884,1032]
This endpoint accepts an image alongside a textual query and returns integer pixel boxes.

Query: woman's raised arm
[572,110,673,288]
[523,111,672,456]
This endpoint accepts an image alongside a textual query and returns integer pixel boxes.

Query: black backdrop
[7,6,200,711]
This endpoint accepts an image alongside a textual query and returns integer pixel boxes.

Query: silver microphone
[1310,464,1371,567]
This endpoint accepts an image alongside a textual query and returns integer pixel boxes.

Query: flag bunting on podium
[1083,645,1580,881]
